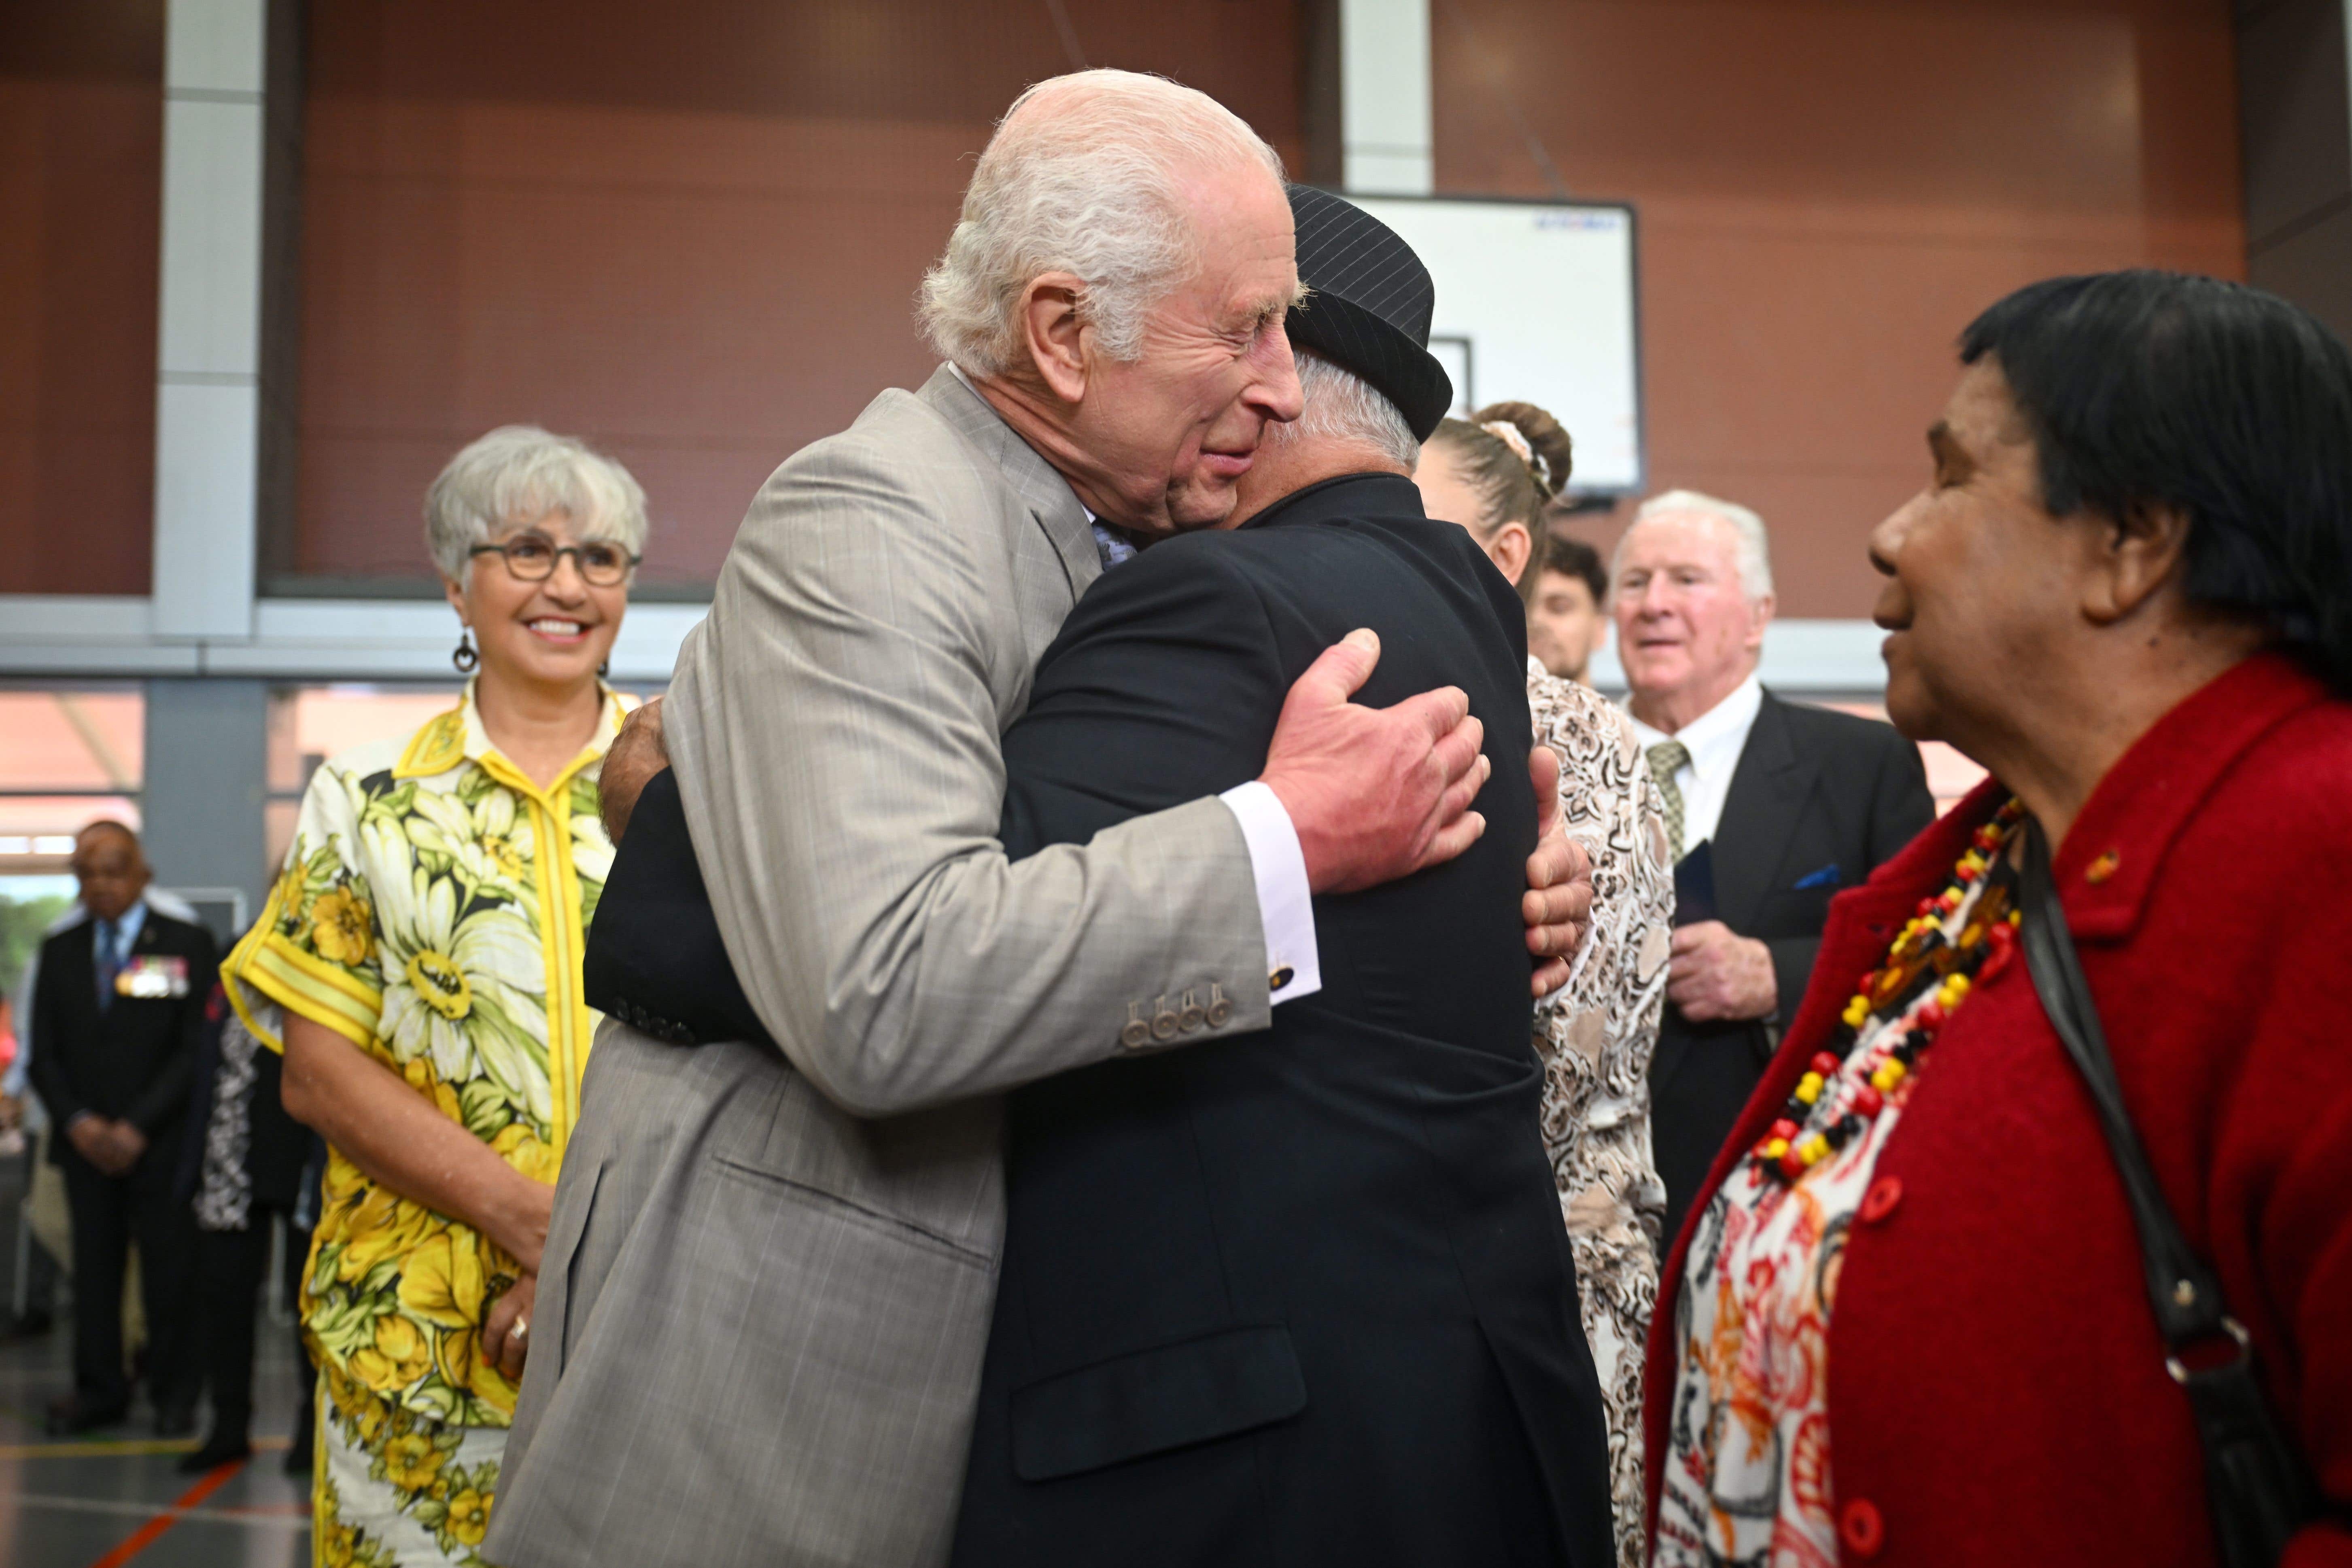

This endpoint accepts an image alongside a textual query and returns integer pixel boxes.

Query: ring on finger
[508,1316,530,1342]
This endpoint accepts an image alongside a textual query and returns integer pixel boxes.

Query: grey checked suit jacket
[486,369,1273,1568]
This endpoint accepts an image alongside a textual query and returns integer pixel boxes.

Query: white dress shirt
[1624,673,1764,854]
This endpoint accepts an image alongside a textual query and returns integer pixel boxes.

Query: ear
[1488,521,1533,588]
[1745,591,1777,650]
[1017,272,1091,405]
[2083,499,2192,625]
[442,574,468,622]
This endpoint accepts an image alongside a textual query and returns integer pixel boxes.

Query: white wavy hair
[423,425,648,586]
[1267,350,1419,469]
[919,69,1286,374]
[1618,487,1775,602]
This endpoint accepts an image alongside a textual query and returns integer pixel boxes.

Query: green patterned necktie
[1647,739,1692,862]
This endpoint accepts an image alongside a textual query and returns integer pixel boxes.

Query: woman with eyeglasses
[223,425,643,1566]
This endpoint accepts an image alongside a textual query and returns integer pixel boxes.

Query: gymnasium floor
[0,1144,312,1568]
[0,1324,312,1568]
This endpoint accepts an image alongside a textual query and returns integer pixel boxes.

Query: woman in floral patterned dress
[224,426,645,1568]
[1417,403,1675,1568]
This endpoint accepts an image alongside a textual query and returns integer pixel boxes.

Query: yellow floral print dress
[223,683,624,1568]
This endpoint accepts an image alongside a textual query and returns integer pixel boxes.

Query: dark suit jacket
[30,910,218,1167]
[1648,692,1934,1249]
[952,474,1609,1568]
[585,475,1611,1568]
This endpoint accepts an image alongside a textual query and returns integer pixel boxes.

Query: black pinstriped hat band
[1284,184,1454,441]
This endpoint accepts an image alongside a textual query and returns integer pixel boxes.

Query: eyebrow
[1237,282,1305,329]
[1237,299,1290,333]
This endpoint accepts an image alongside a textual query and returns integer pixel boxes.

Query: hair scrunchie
[1481,419,1536,471]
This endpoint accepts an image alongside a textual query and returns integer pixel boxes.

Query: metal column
[140,679,271,942]
[151,0,269,642]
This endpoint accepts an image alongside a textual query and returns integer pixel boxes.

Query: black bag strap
[2018,819,2320,1567]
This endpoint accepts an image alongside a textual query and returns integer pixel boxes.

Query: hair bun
[1470,400,1574,498]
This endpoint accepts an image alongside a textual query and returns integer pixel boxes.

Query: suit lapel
[1712,692,1817,934]
[916,366,1100,604]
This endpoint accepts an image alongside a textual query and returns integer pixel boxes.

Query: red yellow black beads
[1751,799,2027,1185]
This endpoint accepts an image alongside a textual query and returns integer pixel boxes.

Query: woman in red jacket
[1645,270,2352,1567]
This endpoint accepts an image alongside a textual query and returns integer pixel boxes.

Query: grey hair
[1619,487,1775,602]
[1267,350,1420,469]
[918,69,1286,374]
[423,425,649,586]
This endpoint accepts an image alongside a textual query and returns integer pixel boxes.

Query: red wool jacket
[1643,654,2352,1566]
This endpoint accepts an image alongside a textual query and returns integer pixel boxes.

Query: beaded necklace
[1751,798,2029,1184]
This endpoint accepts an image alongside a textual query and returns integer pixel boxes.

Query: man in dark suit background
[1613,493,1936,1250]
[30,820,215,1435]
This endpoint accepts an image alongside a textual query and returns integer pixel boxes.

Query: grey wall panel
[2250,201,2352,342]
[140,678,271,935]
[2239,0,2352,339]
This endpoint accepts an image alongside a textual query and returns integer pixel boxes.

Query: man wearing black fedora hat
[947,185,1614,1568]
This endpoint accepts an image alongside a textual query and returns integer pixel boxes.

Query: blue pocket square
[1792,863,1840,891]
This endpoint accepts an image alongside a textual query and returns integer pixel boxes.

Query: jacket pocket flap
[1009,1326,1306,1482]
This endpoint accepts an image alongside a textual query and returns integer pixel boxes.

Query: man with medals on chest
[29,821,219,1436]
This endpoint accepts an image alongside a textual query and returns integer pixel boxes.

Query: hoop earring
[597,658,610,679]
[452,629,479,673]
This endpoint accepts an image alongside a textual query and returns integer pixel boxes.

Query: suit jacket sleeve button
[1177,989,1204,1033]
[1120,1004,1152,1050]
[1149,995,1180,1042]
[1204,983,1231,1028]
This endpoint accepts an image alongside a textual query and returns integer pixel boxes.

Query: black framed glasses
[469,533,640,587]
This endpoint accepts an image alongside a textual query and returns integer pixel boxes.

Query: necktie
[1647,739,1692,863]
[95,919,123,1011]
[1091,520,1138,571]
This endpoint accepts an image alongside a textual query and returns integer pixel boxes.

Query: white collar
[98,899,149,947]
[1624,671,1764,766]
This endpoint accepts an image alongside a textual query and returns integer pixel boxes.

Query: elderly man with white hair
[1611,489,1934,1252]
[485,72,1594,1568]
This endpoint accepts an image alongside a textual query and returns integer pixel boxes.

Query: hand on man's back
[1259,630,1490,895]
[1523,745,1593,999]
[600,696,668,844]
[606,634,1592,993]
[1258,632,1592,997]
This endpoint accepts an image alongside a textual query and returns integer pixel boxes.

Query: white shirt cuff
[1218,781,1322,1006]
